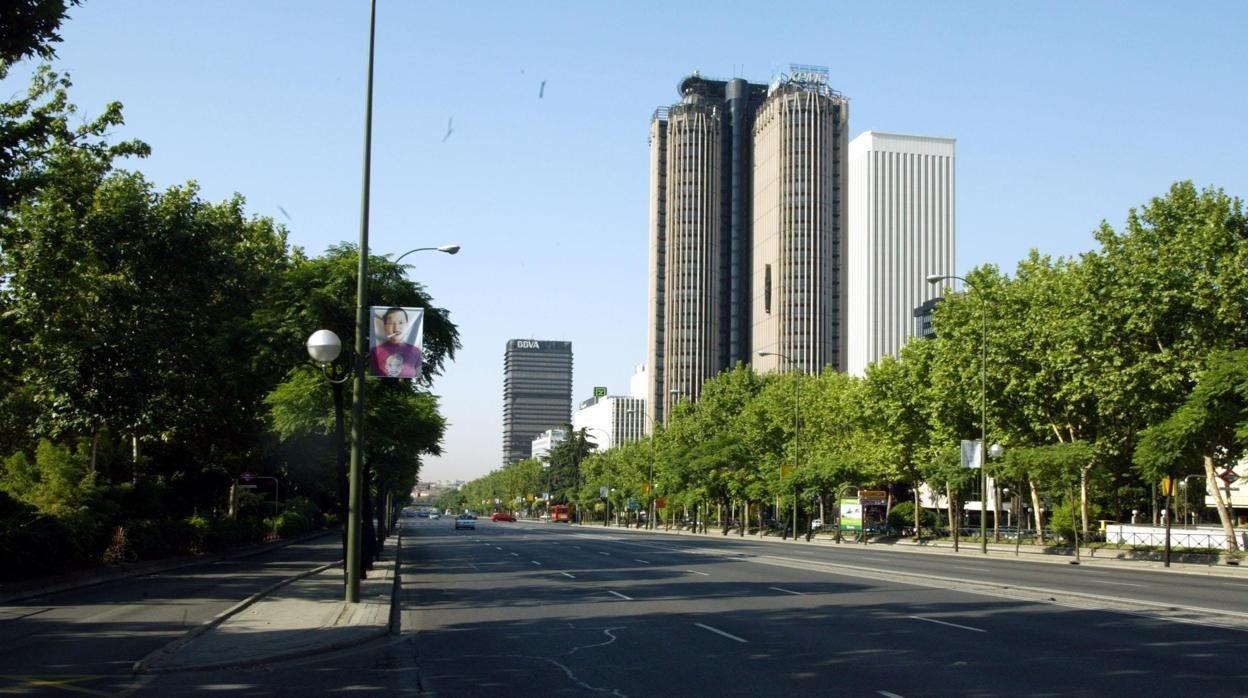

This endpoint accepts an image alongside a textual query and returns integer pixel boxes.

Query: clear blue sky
[12,0,1247,482]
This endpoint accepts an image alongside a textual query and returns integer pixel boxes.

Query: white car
[429,512,440,520]
[454,514,475,530]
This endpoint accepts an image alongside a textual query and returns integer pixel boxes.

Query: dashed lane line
[694,622,747,643]
[770,586,804,595]
[909,615,986,633]
[608,590,632,601]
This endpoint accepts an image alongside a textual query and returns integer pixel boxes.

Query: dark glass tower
[501,339,573,466]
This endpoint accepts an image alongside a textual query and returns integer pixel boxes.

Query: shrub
[1050,499,1101,542]
[888,501,938,531]
[273,496,321,537]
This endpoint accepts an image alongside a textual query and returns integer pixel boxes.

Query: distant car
[454,514,475,530]
[428,512,440,520]
[490,512,516,522]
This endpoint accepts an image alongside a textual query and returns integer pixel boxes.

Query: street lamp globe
[306,329,343,364]
[988,442,1004,460]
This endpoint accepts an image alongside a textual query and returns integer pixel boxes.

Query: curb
[132,560,342,674]
[132,531,403,674]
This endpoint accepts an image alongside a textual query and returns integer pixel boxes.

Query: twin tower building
[503,65,955,464]
[646,66,955,427]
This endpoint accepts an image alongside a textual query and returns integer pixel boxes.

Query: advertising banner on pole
[961,439,983,469]
[368,306,424,378]
[838,498,863,531]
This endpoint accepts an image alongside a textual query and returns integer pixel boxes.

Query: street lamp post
[758,351,801,541]
[927,273,992,555]
[307,245,459,602]
[627,409,658,530]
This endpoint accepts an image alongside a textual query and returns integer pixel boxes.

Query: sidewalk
[134,534,400,673]
[584,522,1248,577]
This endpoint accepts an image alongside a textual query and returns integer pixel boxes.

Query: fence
[1104,524,1245,551]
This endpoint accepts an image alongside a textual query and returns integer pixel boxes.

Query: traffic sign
[593,386,607,398]
[860,490,887,506]
[1219,470,1240,485]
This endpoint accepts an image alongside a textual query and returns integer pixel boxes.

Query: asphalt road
[399,519,1248,696]
[11,520,1248,696]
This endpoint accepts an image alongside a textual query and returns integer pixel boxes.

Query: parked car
[490,512,516,522]
[454,514,476,530]
[429,512,440,520]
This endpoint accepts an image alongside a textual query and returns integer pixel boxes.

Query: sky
[10,0,1247,483]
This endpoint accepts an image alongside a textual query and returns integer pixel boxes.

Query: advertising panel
[838,498,863,531]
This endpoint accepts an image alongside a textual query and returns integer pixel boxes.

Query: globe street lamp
[758,350,801,541]
[927,273,992,554]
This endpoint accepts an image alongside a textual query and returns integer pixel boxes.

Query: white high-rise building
[573,395,646,449]
[846,131,956,376]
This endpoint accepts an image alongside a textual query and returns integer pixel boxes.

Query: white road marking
[635,559,651,564]
[694,622,747,643]
[878,691,906,698]
[1091,579,1144,587]
[510,552,520,557]
[770,586,804,595]
[561,572,576,579]
[495,546,503,550]
[599,551,611,556]
[963,567,993,573]
[685,569,710,576]
[532,560,543,566]
[609,590,632,600]
[909,615,986,633]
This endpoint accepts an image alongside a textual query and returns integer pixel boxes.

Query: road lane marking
[963,567,993,573]
[599,551,611,556]
[510,552,520,557]
[685,569,709,576]
[694,622,747,643]
[770,586,804,595]
[635,559,651,564]
[878,691,906,698]
[532,560,543,566]
[909,615,986,633]
[1091,580,1144,588]
[609,590,633,600]
[561,572,576,579]
[495,546,503,550]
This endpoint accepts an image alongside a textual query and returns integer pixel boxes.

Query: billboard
[368,306,424,378]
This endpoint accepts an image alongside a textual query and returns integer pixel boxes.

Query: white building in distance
[530,428,567,462]
[847,131,956,376]
[574,394,645,451]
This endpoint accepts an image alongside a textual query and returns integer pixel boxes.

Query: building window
[765,264,772,314]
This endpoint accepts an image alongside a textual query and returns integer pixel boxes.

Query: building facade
[750,67,849,375]
[646,73,770,431]
[649,70,832,427]
[573,394,646,451]
[530,428,567,462]
[501,339,573,466]
[846,131,955,375]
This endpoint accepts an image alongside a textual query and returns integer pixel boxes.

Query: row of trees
[461,181,1248,552]
[0,5,460,579]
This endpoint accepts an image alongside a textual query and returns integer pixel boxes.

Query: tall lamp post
[307,244,459,603]
[926,273,992,555]
[758,350,801,541]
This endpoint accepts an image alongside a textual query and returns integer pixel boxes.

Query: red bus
[550,504,571,523]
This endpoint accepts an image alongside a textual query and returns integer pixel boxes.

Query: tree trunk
[914,487,922,542]
[1029,478,1045,544]
[1080,465,1091,537]
[1205,454,1240,553]
[945,483,957,549]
